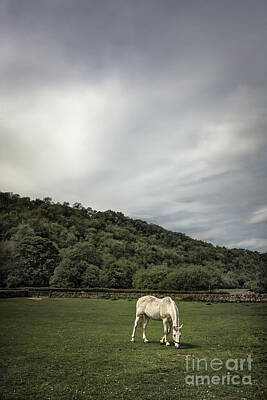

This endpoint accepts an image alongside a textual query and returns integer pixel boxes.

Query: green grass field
[0,298,266,400]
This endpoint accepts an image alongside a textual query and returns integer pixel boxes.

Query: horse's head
[173,324,183,348]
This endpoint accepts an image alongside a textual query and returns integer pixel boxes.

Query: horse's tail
[137,315,144,328]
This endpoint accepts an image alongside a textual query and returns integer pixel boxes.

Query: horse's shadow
[143,341,200,349]
[180,342,200,349]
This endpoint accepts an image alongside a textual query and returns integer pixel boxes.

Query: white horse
[131,295,183,348]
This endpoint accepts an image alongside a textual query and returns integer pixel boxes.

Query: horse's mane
[170,298,179,327]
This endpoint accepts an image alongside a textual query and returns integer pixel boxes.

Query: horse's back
[137,295,157,304]
[136,296,162,320]
[136,295,175,320]
[136,295,159,310]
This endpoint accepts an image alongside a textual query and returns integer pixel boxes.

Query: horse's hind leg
[142,316,149,343]
[131,315,142,343]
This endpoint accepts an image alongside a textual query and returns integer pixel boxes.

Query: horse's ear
[179,324,183,329]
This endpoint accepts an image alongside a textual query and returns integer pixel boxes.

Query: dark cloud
[0,0,267,251]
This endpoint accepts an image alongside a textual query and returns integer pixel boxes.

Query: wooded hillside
[0,192,266,292]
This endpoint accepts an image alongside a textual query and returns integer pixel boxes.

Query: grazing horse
[131,295,183,348]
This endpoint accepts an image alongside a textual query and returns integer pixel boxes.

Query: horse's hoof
[166,342,171,346]
[131,339,135,343]
[143,340,149,344]
[160,341,164,345]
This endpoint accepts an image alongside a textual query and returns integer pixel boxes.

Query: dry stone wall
[1,289,265,302]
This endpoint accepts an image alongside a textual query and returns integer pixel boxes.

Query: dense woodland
[0,192,266,292]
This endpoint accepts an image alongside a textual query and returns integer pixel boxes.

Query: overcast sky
[1,0,267,252]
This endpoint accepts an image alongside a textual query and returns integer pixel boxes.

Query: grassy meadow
[0,297,266,400]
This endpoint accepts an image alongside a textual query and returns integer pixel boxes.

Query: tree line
[0,192,266,292]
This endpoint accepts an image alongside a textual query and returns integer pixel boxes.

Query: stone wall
[0,289,29,298]
[0,289,266,302]
[27,290,267,302]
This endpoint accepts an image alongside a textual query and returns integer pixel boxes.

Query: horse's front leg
[142,316,149,343]
[160,318,170,346]
[167,318,172,335]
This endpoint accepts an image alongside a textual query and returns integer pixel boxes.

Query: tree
[133,265,169,290]
[221,271,241,288]
[50,242,100,287]
[0,241,16,286]
[99,264,132,289]
[82,265,100,287]
[50,259,87,288]
[163,265,211,290]
[7,229,59,287]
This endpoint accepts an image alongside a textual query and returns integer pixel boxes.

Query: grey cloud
[248,207,267,224]
[1,1,266,88]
